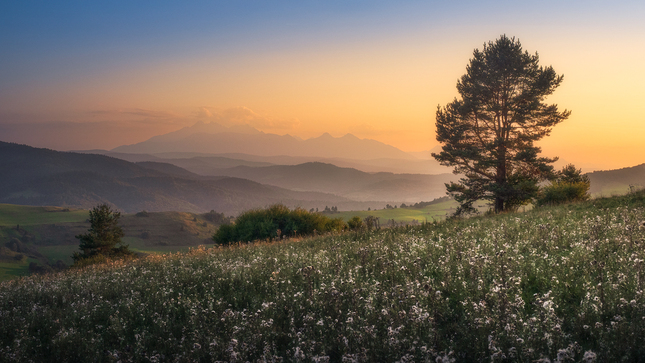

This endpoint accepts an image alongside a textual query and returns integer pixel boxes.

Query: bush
[325,217,347,232]
[347,216,363,230]
[212,224,238,245]
[536,164,590,206]
[202,210,228,224]
[28,262,53,274]
[5,238,23,252]
[212,204,347,245]
[536,181,590,206]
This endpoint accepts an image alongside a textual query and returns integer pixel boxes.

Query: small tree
[73,204,132,264]
[433,35,570,215]
[557,164,590,185]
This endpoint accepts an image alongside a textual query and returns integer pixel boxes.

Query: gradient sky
[1,1,644,170]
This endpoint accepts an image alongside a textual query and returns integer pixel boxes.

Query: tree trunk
[495,142,507,213]
[495,196,504,213]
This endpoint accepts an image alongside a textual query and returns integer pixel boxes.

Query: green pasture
[38,238,199,268]
[0,258,39,282]
[37,245,77,266]
[0,204,87,226]
[333,199,457,224]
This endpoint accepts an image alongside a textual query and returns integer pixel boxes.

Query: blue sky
[1,1,644,169]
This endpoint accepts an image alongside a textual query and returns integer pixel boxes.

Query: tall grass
[1,192,644,362]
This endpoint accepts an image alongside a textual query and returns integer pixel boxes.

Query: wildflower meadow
[1,191,644,362]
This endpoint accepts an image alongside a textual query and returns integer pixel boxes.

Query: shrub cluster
[536,181,590,206]
[212,204,346,245]
[537,164,590,206]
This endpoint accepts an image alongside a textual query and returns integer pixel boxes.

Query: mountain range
[202,162,455,203]
[3,119,642,216]
[0,142,357,214]
[113,121,418,161]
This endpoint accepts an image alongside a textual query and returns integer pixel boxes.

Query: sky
[1,0,644,171]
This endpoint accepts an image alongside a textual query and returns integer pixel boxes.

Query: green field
[0,261,30,281]
[0,204,87,226]
[332,198,456,225]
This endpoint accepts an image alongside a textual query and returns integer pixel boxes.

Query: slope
[586,163,645,195]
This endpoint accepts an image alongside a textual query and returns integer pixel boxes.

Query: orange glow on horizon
[1,19,643,171]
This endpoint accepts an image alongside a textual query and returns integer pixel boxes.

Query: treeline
[213,204,346,245]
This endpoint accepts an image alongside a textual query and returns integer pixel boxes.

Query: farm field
[1,190,644,361]
[0,204,88,226]
[331,197,457,225]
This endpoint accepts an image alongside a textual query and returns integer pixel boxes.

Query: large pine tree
[433,35,570,215]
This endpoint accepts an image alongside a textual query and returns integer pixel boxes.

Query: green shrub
[325,217,347,232]
[536,181,590,206]
[536,164,590,206]
[347,216,363,230]
[212,204,348,245]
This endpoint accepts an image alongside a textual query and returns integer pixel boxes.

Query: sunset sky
[1,1,644,170]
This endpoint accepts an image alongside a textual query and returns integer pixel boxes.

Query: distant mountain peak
[113,125,416,160]
[186,121,260,135]
[341,133,360,140]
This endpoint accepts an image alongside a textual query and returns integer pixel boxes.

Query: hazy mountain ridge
[79,149,450,175]
[586,163,645,195]
[5,140,639,215]
[0,142,164,186]
[212,162,457,203]
[0,142,358,214]
[112,122,416,160]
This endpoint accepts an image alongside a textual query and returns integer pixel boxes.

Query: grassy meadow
[0,205,222,281]
[1,191,645,361]
[0,199,456,282]
[0,204,88,226]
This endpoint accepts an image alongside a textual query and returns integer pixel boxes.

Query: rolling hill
[78,149,451,175]
[209,162,457,202]
[586,163,645,195]
[0,142,356,214]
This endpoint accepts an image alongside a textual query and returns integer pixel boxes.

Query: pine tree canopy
[432,35,570,215]
[73,204,130,262]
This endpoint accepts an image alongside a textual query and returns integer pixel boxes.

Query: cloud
[348,123,404,138]
[195,106,300,130]
[89,108,183,121]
